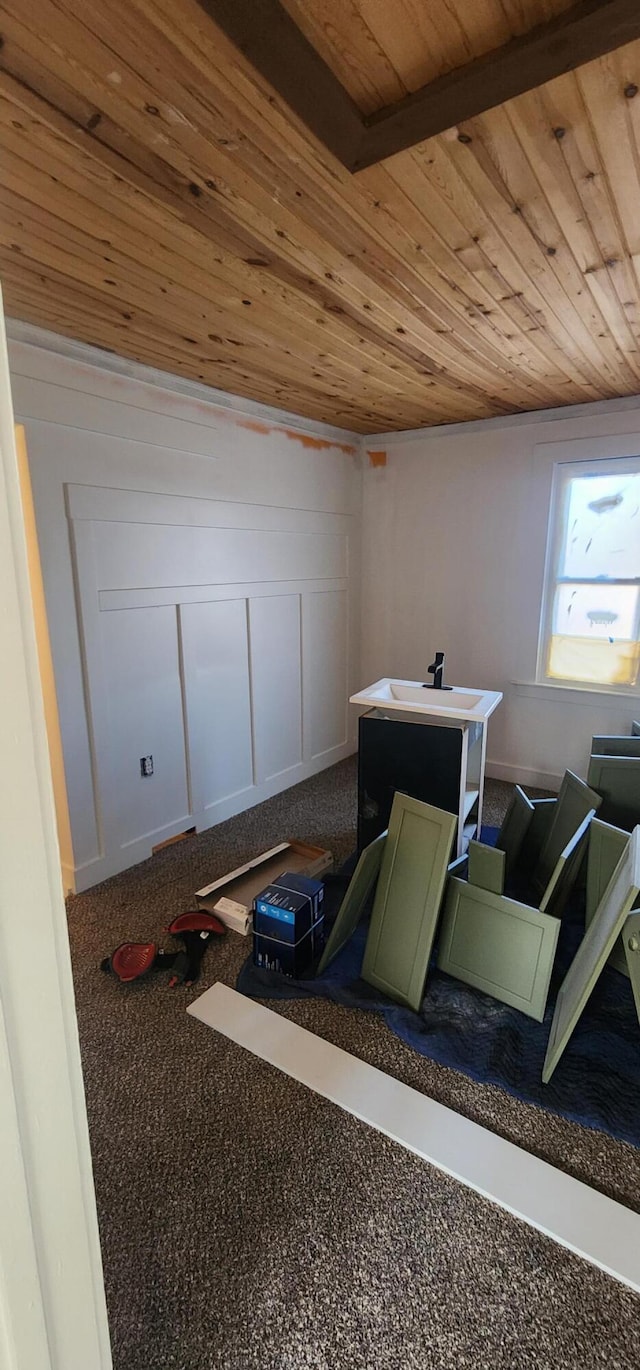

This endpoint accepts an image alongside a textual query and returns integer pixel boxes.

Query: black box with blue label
[253,872,324,976]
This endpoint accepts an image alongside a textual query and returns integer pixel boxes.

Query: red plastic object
[110,941,158,982]
[167,910,226,936]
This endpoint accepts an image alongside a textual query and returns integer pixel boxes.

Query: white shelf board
[188,984,640,1294]
[463,788,480,820]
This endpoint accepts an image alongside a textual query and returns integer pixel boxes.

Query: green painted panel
[543,827,640,1084]
[362,793,456,1012]
[521,797,556,874]
[437,878,560,1022]
[609,940,631,976]
[591,735,640,758]
[622,912,640,1025]
[535,771,602,894]
[588,755,640,828]
[317,831,386,975]
[468,840,505,895]
[538,810,594,917]
[585,819,630,926]
[495,785,534,877]
[585,818,640,977]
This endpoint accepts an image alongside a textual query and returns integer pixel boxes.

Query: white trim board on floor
[188,983,640,1295]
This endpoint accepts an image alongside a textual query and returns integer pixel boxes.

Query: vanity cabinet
[357,710,485,859]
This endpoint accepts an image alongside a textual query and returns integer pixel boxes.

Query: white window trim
[536,454,640,696]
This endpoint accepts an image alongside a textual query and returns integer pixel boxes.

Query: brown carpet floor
[67,760,640,1369]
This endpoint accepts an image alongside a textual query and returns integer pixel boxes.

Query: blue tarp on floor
[237,828,640,1147]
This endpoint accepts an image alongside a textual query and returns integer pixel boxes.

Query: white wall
[8,332,361,891]
[362,409,640,790]
[10,322,640,893]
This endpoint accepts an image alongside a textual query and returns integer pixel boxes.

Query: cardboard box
[253,916,325,977]
[277,870,325,919]
[253,872,325,977]
[254,873,324,943]
[194,841,333,934]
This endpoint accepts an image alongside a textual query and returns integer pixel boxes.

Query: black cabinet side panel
[357,715,462,849]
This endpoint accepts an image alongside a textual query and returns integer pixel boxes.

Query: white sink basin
[350,678,503,723]
[389,683,479,709]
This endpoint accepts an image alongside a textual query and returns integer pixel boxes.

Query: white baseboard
[486,759,562,792]
[189,984,640,1295]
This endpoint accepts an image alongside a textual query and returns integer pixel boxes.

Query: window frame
[537,454,640,695]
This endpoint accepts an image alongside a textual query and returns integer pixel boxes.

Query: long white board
[188,982,640,1294]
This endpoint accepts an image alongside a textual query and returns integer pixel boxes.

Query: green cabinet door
[317,830,386,975]
[623,913,640,1025]
[361,793,456,1012]
[468,840,505,895]
[538,810,594,918]
[585,817,640,976]
[437,878,560,1022]
[591,735,640,758]
[587,754,640,828]
[495,784,534,877]
[521,797,556,874]
[543,827,640,1084]
[585,818,630,926]
[535,770,601,894]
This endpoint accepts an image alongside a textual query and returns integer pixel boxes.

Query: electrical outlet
[140,755,154,777]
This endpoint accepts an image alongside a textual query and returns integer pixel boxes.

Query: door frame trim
[0,291,112,1370]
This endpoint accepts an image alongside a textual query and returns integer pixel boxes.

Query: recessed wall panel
[302,589,348,760]
[249,594,302,783]
[99,605,189,847]
[180,599,253,812]
[92,520,345,590]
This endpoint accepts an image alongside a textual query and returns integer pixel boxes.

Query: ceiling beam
[198,0,640,172]
[356,0,640,170]
[193,0,364,168]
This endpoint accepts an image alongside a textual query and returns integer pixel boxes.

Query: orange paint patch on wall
[283,428,357,455]
[235,415,356,455]
[237,417,273,435]
[367,449,387,467]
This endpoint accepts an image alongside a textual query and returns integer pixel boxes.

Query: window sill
[513,681,640,709]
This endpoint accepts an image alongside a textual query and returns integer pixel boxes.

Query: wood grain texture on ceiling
[281,0,601,113]
[260,1,640,169]
[2,0,640,432]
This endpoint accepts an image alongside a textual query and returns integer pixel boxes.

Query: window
[539,457,640,690]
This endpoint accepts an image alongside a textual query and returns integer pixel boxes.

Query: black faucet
[425,651,446,689]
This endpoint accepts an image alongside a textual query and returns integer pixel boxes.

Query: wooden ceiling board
[1,0,640,431]
[280,0,577,112]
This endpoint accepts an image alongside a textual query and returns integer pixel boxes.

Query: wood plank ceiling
[2,0,640,432]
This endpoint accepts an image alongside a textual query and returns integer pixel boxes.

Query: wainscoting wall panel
[180,598,254,817]
[100,604,191,850]
[302,588,349,763]
[91,518,347,590]
[67,483,355,884]
[248,593,303,785]
[10,339,361,892]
